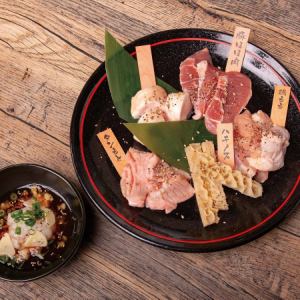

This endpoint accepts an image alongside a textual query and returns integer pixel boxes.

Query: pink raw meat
[179,49,252,134]
[223,72,252,123]
[194,61,219,119]
[120,148,195,213]
[180,48,213,110]
[204,75,228,134]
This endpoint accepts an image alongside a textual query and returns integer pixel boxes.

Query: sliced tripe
[185,143,228,227]
[193,176,223,227]
[187,142,263,197]
[199,140,216,160]
[185,141,263,227]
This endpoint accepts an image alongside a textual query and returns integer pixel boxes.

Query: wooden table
[0,1,299,299]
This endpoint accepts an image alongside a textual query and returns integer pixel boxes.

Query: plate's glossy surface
[0,164,85,281]
[71,29,300,251]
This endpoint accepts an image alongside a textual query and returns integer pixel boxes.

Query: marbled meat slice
[180,48,213,109]
[194,61,219,119]
[180,49,252,133]
[204,75,228,134]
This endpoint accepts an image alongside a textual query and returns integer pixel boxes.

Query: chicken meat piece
[234,110,290,181]
[131,85,167,119]
[165,92,192,121]
[131,84,192,126]
[255,170,269,183]
[247,125,290,171]
[138,108,167,123]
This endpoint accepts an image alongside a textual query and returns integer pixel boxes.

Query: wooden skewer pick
[270,85,291,127]
[225,26,250,73]
[136,45,156,89]
[97,128,127,176]
[217,123,235,169]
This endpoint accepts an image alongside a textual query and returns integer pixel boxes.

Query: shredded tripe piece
[185,141,263,227]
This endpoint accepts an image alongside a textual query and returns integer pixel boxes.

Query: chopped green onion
[11,210,22,219]
[11,202,44,228]
[34,210,44,219]
[10,193,18,202]
[32,201,40,210]
[32,202,44,219]
[0,210,5,218]
[24,218,36,227]
[15,226,21,235]
[22,211,34,219]
[0,255,9,264]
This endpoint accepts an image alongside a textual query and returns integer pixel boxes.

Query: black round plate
[70,29,300,252]
[0,164,86,281]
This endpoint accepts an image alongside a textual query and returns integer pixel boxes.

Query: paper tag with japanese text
[217,123,235,168]
[270,85,291,127]
[225,27,250,73]
[136,45,156,89]
[97,128,127,176]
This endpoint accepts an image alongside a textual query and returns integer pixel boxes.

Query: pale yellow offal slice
[185,141,263,227]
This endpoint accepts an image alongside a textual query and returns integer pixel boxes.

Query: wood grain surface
[0,0,299,299]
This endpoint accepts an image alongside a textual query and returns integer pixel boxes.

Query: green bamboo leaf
[125,120,216,171]
[105,30,177,122]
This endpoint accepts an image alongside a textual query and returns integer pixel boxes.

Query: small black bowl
[0,164,86,281]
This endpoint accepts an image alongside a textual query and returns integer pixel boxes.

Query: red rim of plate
[79,37,300,244]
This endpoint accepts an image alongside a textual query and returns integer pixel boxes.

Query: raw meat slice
[235,151,257,178]
[223,72,252,123]
[138,108,167,124]
[179,49,252,133]
[204,75,228,134]
[131,84,192,126]
[180,58,199,105]
[255,170,269,183]
[180,48,213,110]
[120,149,160,207]
[165,92,192,121]
[120,148,195,213]
[131,85,167,119]
[194,61,219,119]
[189,48,213,65]
[247,125,290,171]
[233,110,290,181]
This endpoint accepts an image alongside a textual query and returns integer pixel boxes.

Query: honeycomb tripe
[185,143,228,227]
[185,141,263,227]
